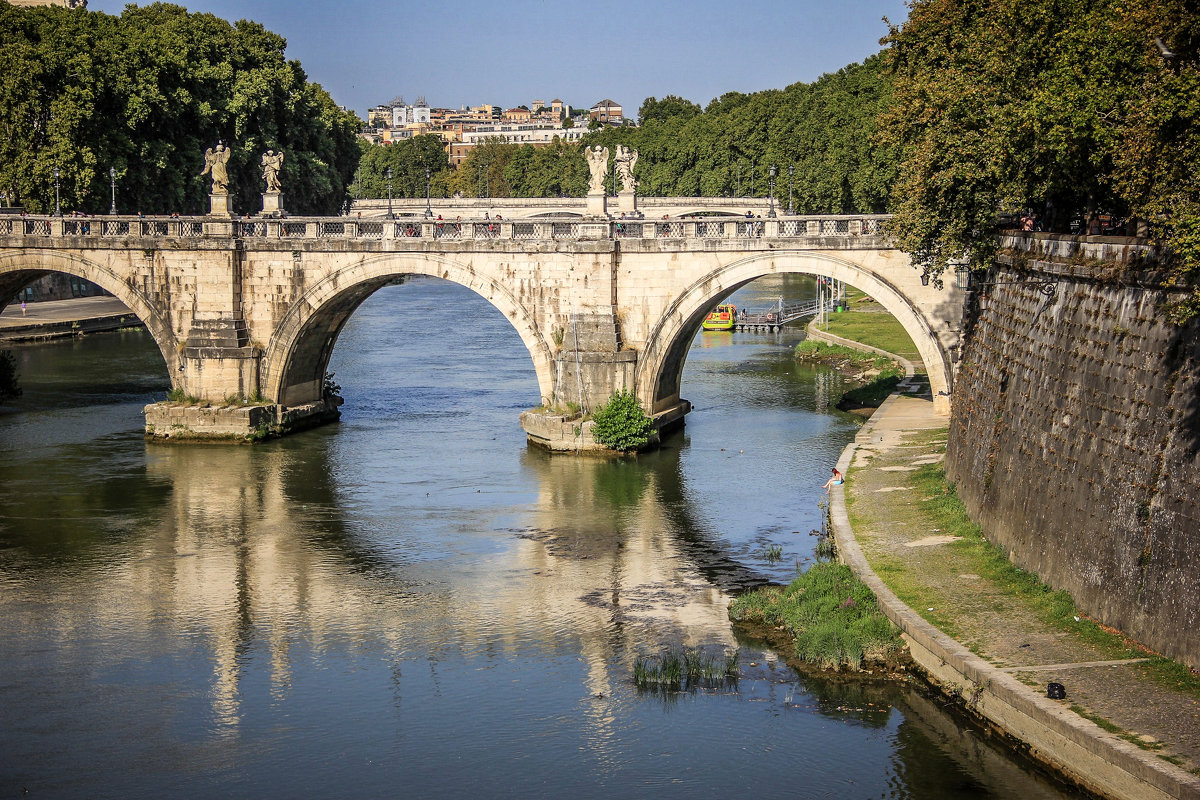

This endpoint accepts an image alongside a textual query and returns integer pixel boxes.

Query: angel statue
[261,149,284,193]
[614,145,638,194]
[200,143,231,195]
[585,145,609,195]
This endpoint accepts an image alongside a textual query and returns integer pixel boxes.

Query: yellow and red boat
[702,303,737,331]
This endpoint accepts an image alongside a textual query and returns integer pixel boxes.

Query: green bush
[591,389,654,452]
[730,562,902,670]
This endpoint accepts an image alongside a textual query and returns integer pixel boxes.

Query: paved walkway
[0,296,138,341]
[835,386,1200,799]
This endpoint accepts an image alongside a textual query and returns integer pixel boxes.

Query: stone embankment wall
[946,235,1200,667]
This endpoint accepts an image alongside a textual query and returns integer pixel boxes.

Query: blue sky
[86,0,910,117]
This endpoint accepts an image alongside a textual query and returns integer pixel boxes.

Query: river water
[0,275,1072,798]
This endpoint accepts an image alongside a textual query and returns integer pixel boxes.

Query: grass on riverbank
[817,288,922,362]
[849,430,1200,700]
[729,562,903,671]
[794,339,904,410]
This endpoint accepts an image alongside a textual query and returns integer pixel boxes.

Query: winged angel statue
[200,143,231,195]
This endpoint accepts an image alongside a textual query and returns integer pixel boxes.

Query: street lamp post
[385,168,393,218]
[53,167,61,216]
[736,162,742,197]
[767,165,777,218]
[109,167,117,215]
[424,167,433,218]
[787,165,795,216]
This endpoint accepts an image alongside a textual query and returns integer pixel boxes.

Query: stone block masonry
[946,257,1200,667]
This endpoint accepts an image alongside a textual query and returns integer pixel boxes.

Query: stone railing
[0,213,892,244]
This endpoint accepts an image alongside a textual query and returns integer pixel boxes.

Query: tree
[878,0,1200,312]
[0,2,362,215]
[350,135,450,199]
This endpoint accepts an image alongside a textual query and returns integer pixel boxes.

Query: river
[0,275,1072,798]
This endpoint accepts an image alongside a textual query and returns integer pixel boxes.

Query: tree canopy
[880,0,1200,317]
[0,2,361,215]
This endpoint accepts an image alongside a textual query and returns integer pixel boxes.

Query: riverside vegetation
[730,562,904,672]
[797,289,919,412]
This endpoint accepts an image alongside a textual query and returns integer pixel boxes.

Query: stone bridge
[0,211,967,445]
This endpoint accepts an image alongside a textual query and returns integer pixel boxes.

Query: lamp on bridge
[787,165,795,216]
[424,167,433,219]
[385,168,393,219]
[109,167,118,215]
[53,167,61,216]
[767,165,777,219]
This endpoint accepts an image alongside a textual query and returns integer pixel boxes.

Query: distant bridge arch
[635,251,953,415]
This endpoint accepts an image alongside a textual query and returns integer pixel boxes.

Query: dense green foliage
[0,3,361,215]
[881,0,1200,317]
[349,135,450,200]
[586,57,895,210]
[590,389,654,452]
[0,349,20,401]
[352,58,893,210]
[730,562,901,670]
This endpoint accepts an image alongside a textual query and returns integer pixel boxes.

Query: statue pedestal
[208,194,233,218]
[262,192,284,217]
[586,192,608,218]
[615,190,638,216]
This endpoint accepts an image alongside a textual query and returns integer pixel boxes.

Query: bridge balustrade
[357,221,385,239]
[24,219,51,236]
[654,221,684,238]
[0,213,892,244]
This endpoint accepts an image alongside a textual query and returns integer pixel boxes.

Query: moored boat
[702,303,737,331]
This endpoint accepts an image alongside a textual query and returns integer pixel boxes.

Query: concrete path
[832,387,1200,799]
[0,296,140,341]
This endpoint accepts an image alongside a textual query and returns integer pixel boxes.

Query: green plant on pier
[591,389,654,452]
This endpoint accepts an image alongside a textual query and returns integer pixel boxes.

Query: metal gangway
[736,283,846,331]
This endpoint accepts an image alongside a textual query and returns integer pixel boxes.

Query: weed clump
[730,562,902,670]
[633,647,739,691]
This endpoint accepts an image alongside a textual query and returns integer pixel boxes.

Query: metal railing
[0,213,893,244]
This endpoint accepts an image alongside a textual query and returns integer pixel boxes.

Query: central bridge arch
[636,251,954,416]
[260,252,557,407]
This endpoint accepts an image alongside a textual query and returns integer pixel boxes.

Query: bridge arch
[636,251,953,416]
[0,249,180,378]
[260,252,556,407]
